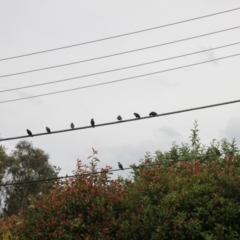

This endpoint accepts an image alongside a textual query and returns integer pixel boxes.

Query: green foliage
[0,145,8,183]
[1,140,60,216]
[0,145,10,214]
[133,121,239,172]
[189,120,201,153]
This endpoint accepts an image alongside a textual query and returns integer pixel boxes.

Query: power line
[1,98,240,142]
[1,42,239,93]
[0,151,238,187]
[1,26,240,79]
[0,7,240,62]
[0,52,239,104]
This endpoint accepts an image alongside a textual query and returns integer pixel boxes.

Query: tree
[1,140,60,216]
[0,145,7,183]
[0,145,8,211]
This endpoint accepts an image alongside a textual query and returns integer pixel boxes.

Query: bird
[91,119,95,127]
[70,123,74,129]
[92,148,98,154]
[117,115,122,121]
[214,147,221,156]
[134,113,141,118]
[26,129,33,137]
[149,111,157,117]
[118,162,124,170]
[46,127,51,133]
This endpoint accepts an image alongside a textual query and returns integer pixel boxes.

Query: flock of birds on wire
[25,112,158,172]
[26,111,158,137]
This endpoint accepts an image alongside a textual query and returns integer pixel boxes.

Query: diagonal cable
[0,52,239,104]
[0,7,240,61]
[0,41,239,93]
[0,26,240,78]
[1,98,240,141]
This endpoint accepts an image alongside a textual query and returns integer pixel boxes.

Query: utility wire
[0,151,238,187]
[1,25,240,78]
[0,7,240,62]
[0,52,239,104]
[1,41,239,93]
[1,98,240,142]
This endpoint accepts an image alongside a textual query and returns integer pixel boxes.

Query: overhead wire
[1,25,240,78]
[0,150,238,187]
[0,52,239,104]
[1,41,239,93]
[1,98,240,142]
[0,7,240,62]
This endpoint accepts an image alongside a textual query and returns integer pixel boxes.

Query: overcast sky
[0,0,240,179]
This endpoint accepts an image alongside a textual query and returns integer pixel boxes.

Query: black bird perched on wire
[91,119,95,128]
[134,113,141,118]
[149,111,157,117]
[70,123,74,129]
[214,147,221,156]
[117,115,122,121]
[118,162,124,170]
[26,129,33,137]
[46,127,51,133]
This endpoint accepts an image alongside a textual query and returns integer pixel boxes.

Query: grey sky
[0,0,240,178]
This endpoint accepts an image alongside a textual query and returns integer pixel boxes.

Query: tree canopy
[0,140,60,216]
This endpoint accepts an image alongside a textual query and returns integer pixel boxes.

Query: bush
[10,156,240,239]
[0,215,20,240]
